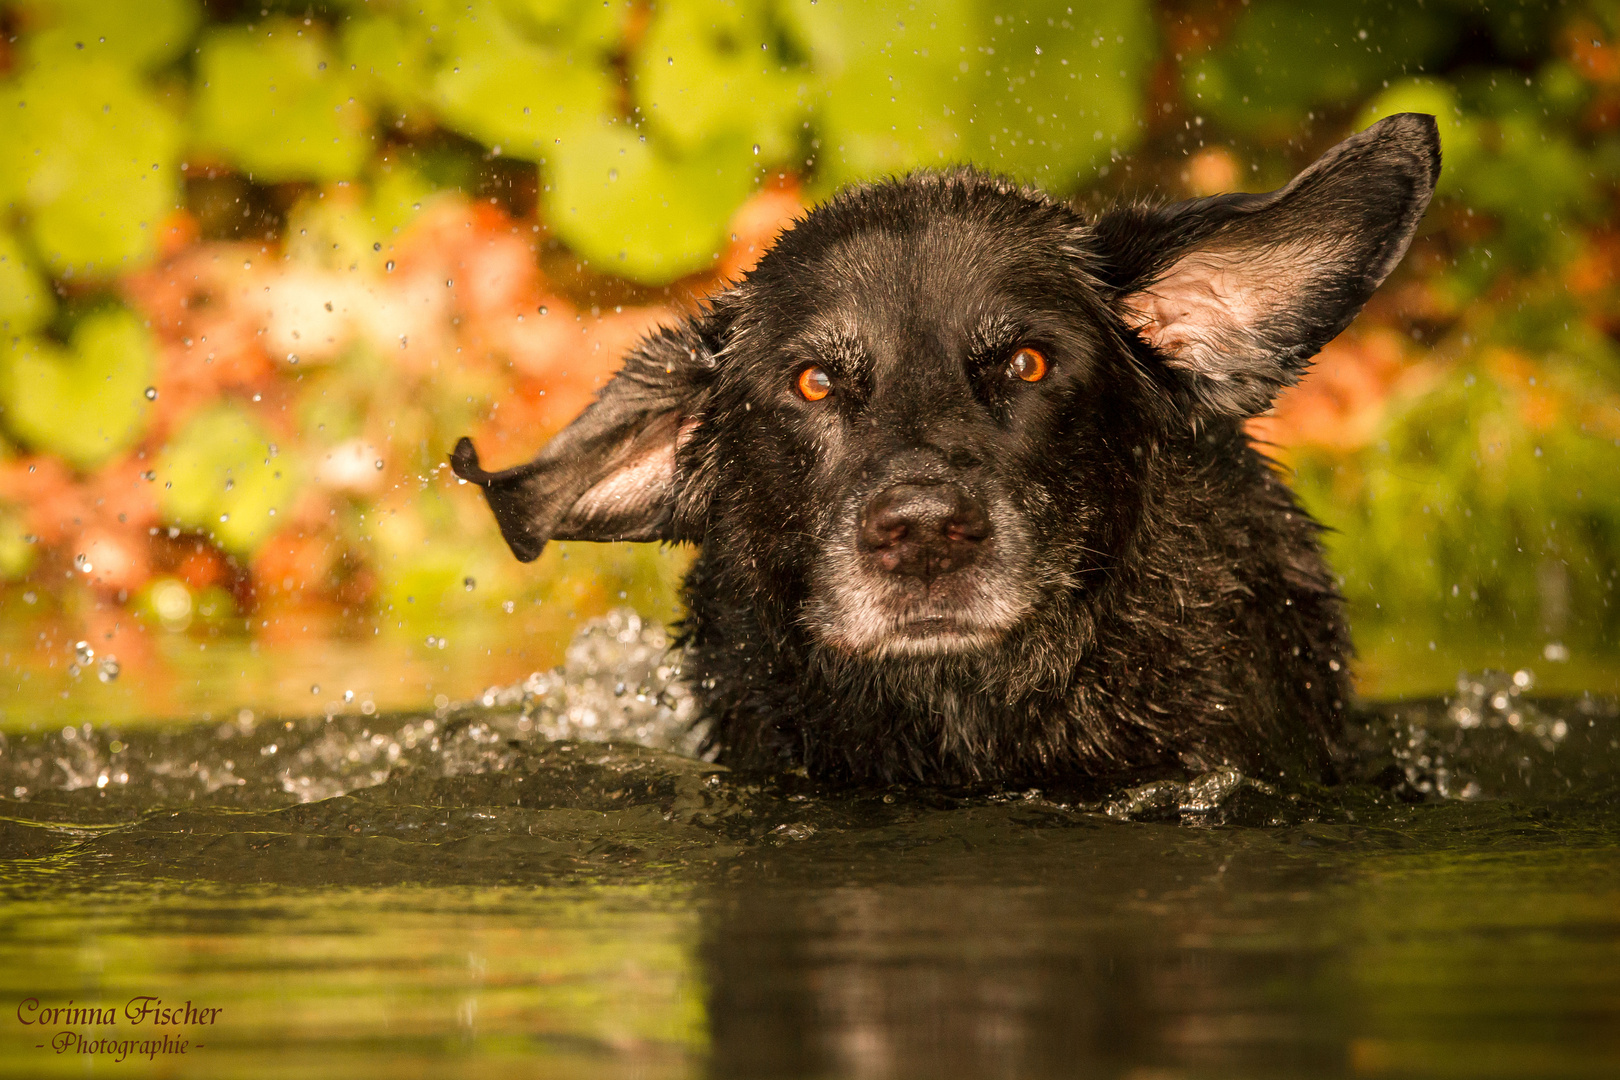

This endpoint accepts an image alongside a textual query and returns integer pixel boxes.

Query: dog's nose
[859,483,990,580]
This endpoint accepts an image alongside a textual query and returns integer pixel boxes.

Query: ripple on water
[0,610,1616,890]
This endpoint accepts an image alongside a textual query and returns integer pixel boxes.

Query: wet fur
[453,115,1441,787]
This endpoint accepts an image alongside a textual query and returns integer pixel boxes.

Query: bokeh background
[0,0,1617,725]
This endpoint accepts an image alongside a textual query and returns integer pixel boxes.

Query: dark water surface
[1,615,1618,1079]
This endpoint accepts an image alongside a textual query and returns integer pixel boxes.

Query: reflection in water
[705,886,1342,1080]
[0,612,1618,1078]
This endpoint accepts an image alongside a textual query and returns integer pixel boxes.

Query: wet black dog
[453,114,1439,787]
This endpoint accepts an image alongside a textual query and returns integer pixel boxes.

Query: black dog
[453,114,1439,787]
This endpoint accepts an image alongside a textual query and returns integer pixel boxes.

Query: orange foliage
[1566,22,1620,84]
[252,530,337,599]
[1565,230,1620,296]
[1248,329,1428,456]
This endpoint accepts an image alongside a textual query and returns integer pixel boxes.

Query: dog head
[453,114,1439,660]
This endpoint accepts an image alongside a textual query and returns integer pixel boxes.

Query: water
[1,612,1618,1079]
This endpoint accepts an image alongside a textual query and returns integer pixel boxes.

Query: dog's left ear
[450,319,718,562]
[1093,113,1440,416]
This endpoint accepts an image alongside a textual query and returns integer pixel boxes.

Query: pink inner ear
[1120,253,1264,376]
[1119,242,1334,377]
[570,440,676,524]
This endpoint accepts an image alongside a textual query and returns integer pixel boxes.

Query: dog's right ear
[1092,113,1440,417]
[451,319,720,562]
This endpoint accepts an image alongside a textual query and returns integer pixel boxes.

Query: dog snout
[858,483,990,580]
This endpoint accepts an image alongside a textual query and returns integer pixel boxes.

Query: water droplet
[373,242,382,251]
[463,577,476,591]
[538,305,548,316]
[74,641,95,665]
[608,168,619,181]
[311,684,321,695]
[385,260,396,272]
[502,600,515,613]
[374,459,385,470]
[752,143,760,155]
[98,656,120,683]
[141,470,155,481]
[144,386,158,400]
[224,478,234,491]
[343,690,355,703]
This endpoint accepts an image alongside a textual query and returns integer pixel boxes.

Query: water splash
[478,607,706,758]
[1348,669,1616,801]
[1104,767,1296,826]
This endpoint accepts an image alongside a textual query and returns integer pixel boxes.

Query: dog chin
[805,586,1031,660]
[875,619,1007,658]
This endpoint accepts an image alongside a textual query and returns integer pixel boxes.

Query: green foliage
[18,0,200,72]
[544,121,761,282]
[964,0,1155,188]
[0,307,156,470]
[192,21,371,183]
[158,406,303,555]
[633,0,804,161]
[281,164,439,272]
[0,505,36,581]
[780,0,1153,192]
[341,12,437,118]
[1361,69,1607,278]
[0,64,182,275]
[783,0,978,187]
[1187,0,1452,137]
[1298,346,1620,646]
[0,230,55,335]
[427,8,615,156]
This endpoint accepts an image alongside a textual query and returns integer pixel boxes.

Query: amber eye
[796,366,832,401]
[1007,347,1048,383]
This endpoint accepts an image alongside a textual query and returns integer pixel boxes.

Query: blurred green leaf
[0,505,37,581]
[429,1,616,158]
[633,0,805,161]
[19,0,200,72]
[493,0,629,52]
[965,0,1154,189]
[159,406,303,555]
[282,166,439,273]
[543,122,759,283]
[0,230,55,335]
[783,0,977,188]
[0,307,156,470]
[192,21,371,182]
[342,12,436,117]
[1462,115,1592,266]
[1188,0,1451,137]
[374,489,500,620]
[0,64,182,275]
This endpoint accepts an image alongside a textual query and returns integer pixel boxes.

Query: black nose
[858,483,990,580]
